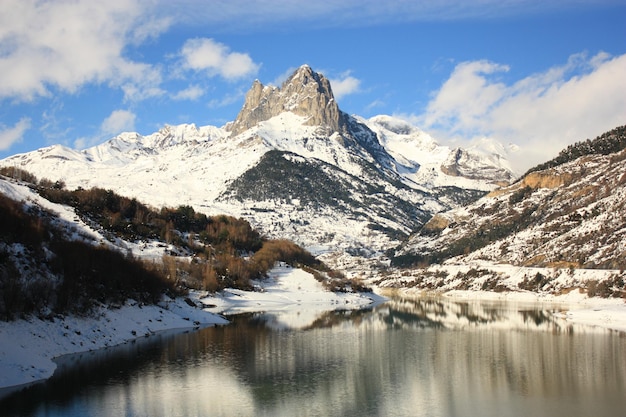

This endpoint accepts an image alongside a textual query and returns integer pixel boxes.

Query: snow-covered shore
[202,265,387,329]
[0,265,382,395]
[2,264,624,399]
[375,261,626,333]
[0,296,228,396]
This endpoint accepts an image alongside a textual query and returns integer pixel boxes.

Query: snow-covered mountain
[392,125,626,272]
[0,65,513,263]
[365,115,515,189]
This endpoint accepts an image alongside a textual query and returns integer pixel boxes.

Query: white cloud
[179,38,259,80]
[415,52,626,173]
[172,85,205,101]
[329,72,361,100]
[0,0,169,101]
[0,118,31,151]
[101,110,137,136]
[421,60,510,131]
[119,62,166,102]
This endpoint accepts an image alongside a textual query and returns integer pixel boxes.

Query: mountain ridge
[0,66,514,266]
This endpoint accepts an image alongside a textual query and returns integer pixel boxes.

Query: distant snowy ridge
[365,115,515,190]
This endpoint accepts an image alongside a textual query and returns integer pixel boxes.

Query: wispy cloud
[270,67,299,87]
[157,0,622,31]
[207,89,247,109]
[0,0,169,102]
[0,118,31,151]
[365,99,386,113]
[172,85,206,101]
[179,38,259,80]
[409,52,626,172]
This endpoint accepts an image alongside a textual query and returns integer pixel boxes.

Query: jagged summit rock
[228,65,344,136]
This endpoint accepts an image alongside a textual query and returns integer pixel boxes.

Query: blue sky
[1,0,625,171]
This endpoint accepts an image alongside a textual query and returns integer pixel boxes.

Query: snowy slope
[381,127,626,301]
[393,147,626,270]
[366,115,515,190]
[0,176,108,246]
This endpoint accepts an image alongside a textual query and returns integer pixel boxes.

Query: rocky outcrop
[522,171,574,189]
[228,65,345,136]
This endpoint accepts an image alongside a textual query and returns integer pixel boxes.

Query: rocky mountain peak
[228,65,344,136]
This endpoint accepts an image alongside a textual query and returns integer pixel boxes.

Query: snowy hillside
[0,168,386,387]
[379,126,626,299]
[0,66,514,265]
[393,126,626,270]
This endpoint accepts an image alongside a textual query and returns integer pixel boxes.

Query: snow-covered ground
[0,265,382,396]
[0,296,227,397]
[202,264,386,329]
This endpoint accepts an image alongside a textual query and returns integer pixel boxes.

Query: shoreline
[1,266,624,397]
[0,296,228,396]
[381,286,626,333]
[0,265,380,395]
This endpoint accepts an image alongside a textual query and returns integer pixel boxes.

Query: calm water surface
[1,297,625,417]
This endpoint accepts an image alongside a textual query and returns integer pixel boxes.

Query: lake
[1,296,625,417]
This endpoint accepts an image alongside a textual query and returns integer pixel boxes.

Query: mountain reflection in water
[2,297,624,417]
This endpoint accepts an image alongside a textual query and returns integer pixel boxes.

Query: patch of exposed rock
[522,171,574,189]
[421,214,451,234]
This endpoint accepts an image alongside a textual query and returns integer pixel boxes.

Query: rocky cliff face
[228,65,345,136]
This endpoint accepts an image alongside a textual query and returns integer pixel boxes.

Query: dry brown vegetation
[0,191,179,320]
[1,169,366,320]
